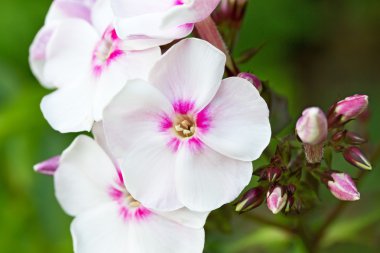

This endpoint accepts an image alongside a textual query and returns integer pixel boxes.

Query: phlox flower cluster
[30,1,271,252]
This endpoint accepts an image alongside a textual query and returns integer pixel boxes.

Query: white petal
[29,22,59,88]
[45,0,93,23]
[55,136,117,216]
[149,38,226,111]
[176,142,253,212]
[91,0,114,34]
[40,78,94,133]
[72,202,205,253]
[155,208,209,229]
[120,136,182,212]
[103,79,173,158]
[44,19,98,87]
[127,213,205,253]
[71,202,131,253]
[112,0,218,41]
[162,0,221,27]
[92,47,161,121]
[92,121,116,162]
[111,0,174,17]
[198,77,271,161]
[41,79,94,133]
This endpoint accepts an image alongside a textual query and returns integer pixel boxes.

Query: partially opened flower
[55,135,207,253]
[266,186,287,214]
[35,18,161,132]
[103,38,271,212]
[327,172,360,201]
[111,0,221,49]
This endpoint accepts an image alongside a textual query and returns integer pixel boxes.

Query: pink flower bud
[296,107,328,145]
[235,187,265,213]
[260,167,282,182]
[345,132,367,145]
[267,186,288,214]
[327,172,360,201]
[237,72,263,92]
[33,156,60,175]
[212,0,248,26]
[329,95,369,126]
[343,147,372,171]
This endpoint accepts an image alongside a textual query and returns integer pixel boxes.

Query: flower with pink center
[266,186,288,214]
[327,172,360,201]
[103,38,271,212]
[29,0,113,87]
[110,0,221,49]
[55,135,207,253]
[33,18,161,133]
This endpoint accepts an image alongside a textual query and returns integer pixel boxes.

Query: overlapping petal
[44,19,98,87]
[41,79,94,133]
[72,203,204,253]
[197,77,271,161]
[55,135,117,216]
[149,38,226,111]
[176,141,253,212]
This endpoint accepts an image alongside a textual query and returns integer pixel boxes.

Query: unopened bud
[296,107,328,164]
[260,167,282,182]
[267,186,288,214]
[284,196,295,213]
[237,72,263,92]
[345,132,367,145]
[343,147,372,171]
[33,156,60,175]
[332,130,347,143]
[327,172,360,201]
[286,184,296,196]
[296,107,328,145]
[329,95,369,127]
[213,0,248,27]
[235,187,265,213]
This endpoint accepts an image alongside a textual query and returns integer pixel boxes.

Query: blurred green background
[0,0,379,252]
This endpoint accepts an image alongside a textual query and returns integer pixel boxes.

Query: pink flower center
[92,26,124,76]
[174,115,196,138]
[109,172,151,221]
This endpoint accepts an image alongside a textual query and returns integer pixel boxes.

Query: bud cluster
[235,94,371,216]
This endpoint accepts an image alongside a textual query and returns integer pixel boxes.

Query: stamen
[173,115,196,138]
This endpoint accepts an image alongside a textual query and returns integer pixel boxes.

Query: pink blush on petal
[187,137,204,153]
[167,137,181,153]
[173,99,195,114]
[92,26,124,76]
[119,206,152,222]
[159,115,173,132]
[196,108,211,133]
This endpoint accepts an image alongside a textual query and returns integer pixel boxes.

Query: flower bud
[343,147,372,171]
[296,107,328,164]
[284,196,295,213]
[213,0,248,27]
[345,132,367,145]
[332,130,346,143]
[327,172,360,201]
[237,72,263,92]
[296,107,328,145]
[286,184,296,196]
[33,156,60,175]
[267,186,288,214]
[259,167,282,182]
[235,187,265,213]
[329,95,369,127]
